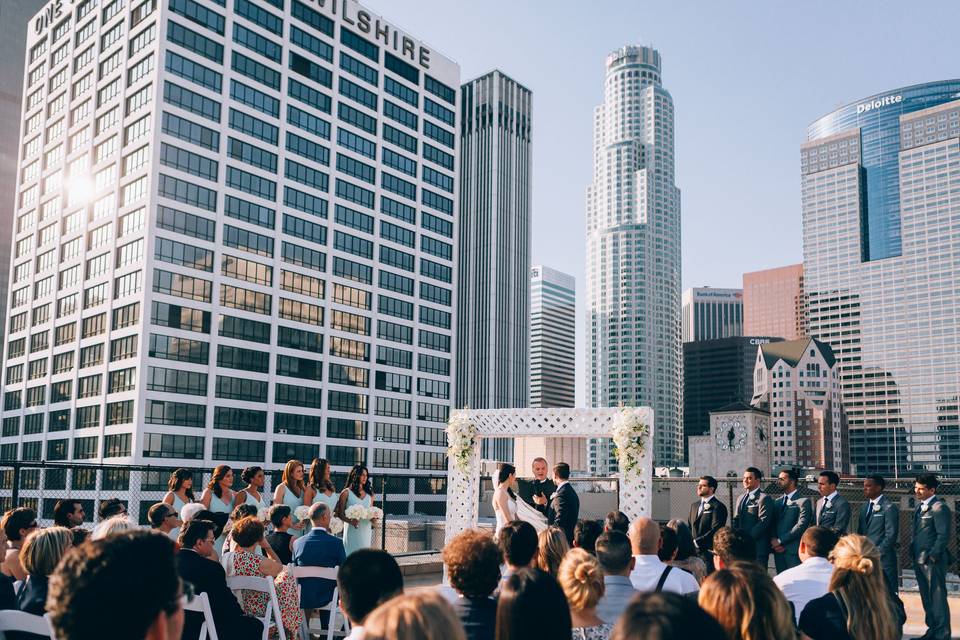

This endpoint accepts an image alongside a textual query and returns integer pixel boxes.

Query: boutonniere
[785,499,794,507]
[872,503,882,512]
[702,505,712,512]
[549,492,558,500]
[921,503,930,513]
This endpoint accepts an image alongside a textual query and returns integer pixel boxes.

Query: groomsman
[855,474,899,594]
[770,468,812,573]
[911,473,952,640]
[815,471,850,533]
[731,467,773,566]
[688,475,727,572]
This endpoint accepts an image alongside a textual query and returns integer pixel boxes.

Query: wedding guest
[293,503,346,613]
[498,521,538,582]
[699,562,796,640]
[603,511,629,535]
[731,467,773,566]
[337,549,404,640]
[1,508,37,580]
[656,525,678,562]
[275,460,308,540]
[611,592,727,640]
[163,468,195,542]
[53,499,85,528]
[627,517,698,595]
[221,504,258,556]
[307,458,339,515]
[336,465,376,554]
[177,520,262,640]
[771,468,812,573]
[594,532,637,624]
[560,548,612,639]
[711,527,755,570]
[49,531,184,640]
[364,591,466,640]
[0,526,15,611]
[689,475,727,573]
[799,534,899,640]
[98,498,127,520]
[70,527,89,547]
[773,526,838,623]
[91,515,136,540]
[495,567,572,640]
[814,471,851,534]
[234,466,272,513]
[266,505,295,564]
[910,473,951,640]
[201,465,235,552]
[442,529,500,640]
[536,526,570,578]
[148,503,182,538]
[573,520,603,555]
[17,526,72,615]
[180,502,205,524]
[665,519,707,584]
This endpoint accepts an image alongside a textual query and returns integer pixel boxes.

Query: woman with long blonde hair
[699,561,796,640]
[274,459,307,538]
[798,534,899,640]
[537,526,569,577]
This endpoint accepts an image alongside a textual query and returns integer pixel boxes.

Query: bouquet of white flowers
[256,507,269,522]
[446,412,477,474]
[611,408,650,479]
[344,504,384,522]
[294,505,311,523]
[329,517,345,535]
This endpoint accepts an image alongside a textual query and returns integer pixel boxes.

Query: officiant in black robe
[516,456,557,516]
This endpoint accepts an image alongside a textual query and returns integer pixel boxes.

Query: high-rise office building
[743,264,807,340]
[802,81,960,476]
[586,45,682,473]
[3,0,460,510]
[681,287,743,343]
[456,70,531,462]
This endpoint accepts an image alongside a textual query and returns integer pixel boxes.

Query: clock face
[716,418,746,451]
[755,420,769,453]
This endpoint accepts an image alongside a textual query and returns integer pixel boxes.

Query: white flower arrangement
[610,408,650,480]
[294,505,311,522]
[256,507,269,522]
[446,412,478,474]
[329,517,345,535]
[344,504,384,522]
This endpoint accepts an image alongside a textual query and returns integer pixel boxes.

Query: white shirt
[628,555,699,595]
[823,490,839,504]
[773,556,833,623]
[345,626,365,640]
[921,495,936,508]
[554,480,569,494]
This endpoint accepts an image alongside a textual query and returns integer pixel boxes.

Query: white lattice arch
[444,407,654,545]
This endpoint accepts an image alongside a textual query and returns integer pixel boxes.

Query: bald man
[627,517,699,595]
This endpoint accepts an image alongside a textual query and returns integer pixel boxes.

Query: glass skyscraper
[802,80,960,475]
[586,46,682,471]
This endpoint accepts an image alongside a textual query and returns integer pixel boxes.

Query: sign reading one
[857,94,902,115]
[313,0,431,70]
[34,0,64,35]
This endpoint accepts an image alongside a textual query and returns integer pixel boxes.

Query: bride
[493,463,546,536]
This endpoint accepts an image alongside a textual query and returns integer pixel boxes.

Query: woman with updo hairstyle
[558,548,611,639]
[698,561,796,640]
[798,534,899,640]
[364,591,466,640]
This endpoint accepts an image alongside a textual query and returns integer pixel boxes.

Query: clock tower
[688,402,771,477]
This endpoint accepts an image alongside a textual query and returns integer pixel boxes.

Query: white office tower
[586,46,682,473]
[681,287,743,343]
[2,0,460,513]
[456,70,531,463]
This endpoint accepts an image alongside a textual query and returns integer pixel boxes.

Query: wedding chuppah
[444,407,654,545]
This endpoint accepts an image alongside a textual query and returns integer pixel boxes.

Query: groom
[534,462,579,545]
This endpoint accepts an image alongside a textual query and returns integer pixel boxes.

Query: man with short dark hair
[815,470,850,534]
[48,530,184,640]
[98,498,127,521]
[545,462,579,544]
[711,526,755,570]
[293,502,346,611]
[595,531,638,624]
[498,520,538,581]
[912,473,952,640]
[573,519,603,555]
[731,467,773,566]
[337,549,403,640]
[53,499,85,528]
[773,526,839,623]
[771,468,812,573]
[604,510,630,534]
[857,474,899,595]
[689,475,727,572]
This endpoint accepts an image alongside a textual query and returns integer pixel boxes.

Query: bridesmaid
[336,465,374,555]
[306,458,338,515]
[162,468,195,542]
[234,466,272,515]
[273,460,307,539]
[200,465,235,555]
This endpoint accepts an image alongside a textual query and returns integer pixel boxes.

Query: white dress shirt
[773,556,834,623]
[628,555,699,595]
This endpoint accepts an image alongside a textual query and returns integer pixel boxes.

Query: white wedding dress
[493,487,547,535]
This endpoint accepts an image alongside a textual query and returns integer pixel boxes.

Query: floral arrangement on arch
[446,412,478,474]
[611,408,650,480]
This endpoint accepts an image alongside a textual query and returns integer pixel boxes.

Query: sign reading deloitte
[857,94,903,115]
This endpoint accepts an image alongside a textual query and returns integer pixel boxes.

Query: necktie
[697,500,704,517]
[866,501,874,521]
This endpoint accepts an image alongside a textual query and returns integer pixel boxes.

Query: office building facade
[681,287,743,343]
[457,70,531,462]
[586,45,682,473]
[802,81,960,475]
[3,0,460,512]
[742,264,806,341]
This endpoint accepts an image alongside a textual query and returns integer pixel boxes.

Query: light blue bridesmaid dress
[209,492,232,552]
[342,490,372,555]
[281,485,305,539]
[168,493,187,542]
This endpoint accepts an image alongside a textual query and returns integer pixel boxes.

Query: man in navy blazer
[293,502,347,609]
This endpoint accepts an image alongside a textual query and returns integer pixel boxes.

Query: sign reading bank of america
[857,94,903,115]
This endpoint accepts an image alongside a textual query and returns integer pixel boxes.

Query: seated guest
[657,525,679,562]
[180,502,205,524]
[222,516,301,639]
[0,526,16,611]
[70,528,89,547]
[698,562,795,640]
[292,502,346,613]
[498,521,538,582]
[710,527,755,570]
[603,511,629,535]
[1,508,37,581]
[573,520,603,556]
[559,548,612,638]
[627,517,699,595]
[611,592,726,640]
[364,591,466,640]
[337,549,403,640]
[442,530,499,640]
[91,515,136,540]
[53,500,85,528]
[17,527,72,616]
[773,526,839,623]
[594,532,638,624]
[98,498,127,520]
[177,519,263,640]
[148,503,182,539]
[665,519,707,584]
[798,534,899,640]
[536,526,570,578]
[495,567,571,640]
[48,531,184,640]
[266,505,295,565]
[221,504,258,556]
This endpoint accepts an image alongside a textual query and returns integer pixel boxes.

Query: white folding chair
[0,610,52,638]
[226,575,287,640]
[289,565,349,640]
[182,591,219,640]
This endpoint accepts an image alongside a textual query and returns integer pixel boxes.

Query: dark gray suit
[911,496,953,640]
[815,493,851,533]
[732,489,774,566]
[772,490,812,573]
[855,495,899,594]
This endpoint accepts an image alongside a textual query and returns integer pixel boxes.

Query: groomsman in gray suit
[815,470,851,534]
[855,474,899,594]
[770,468,812,573]
[911,473,952,640]
[731,467,773,566]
